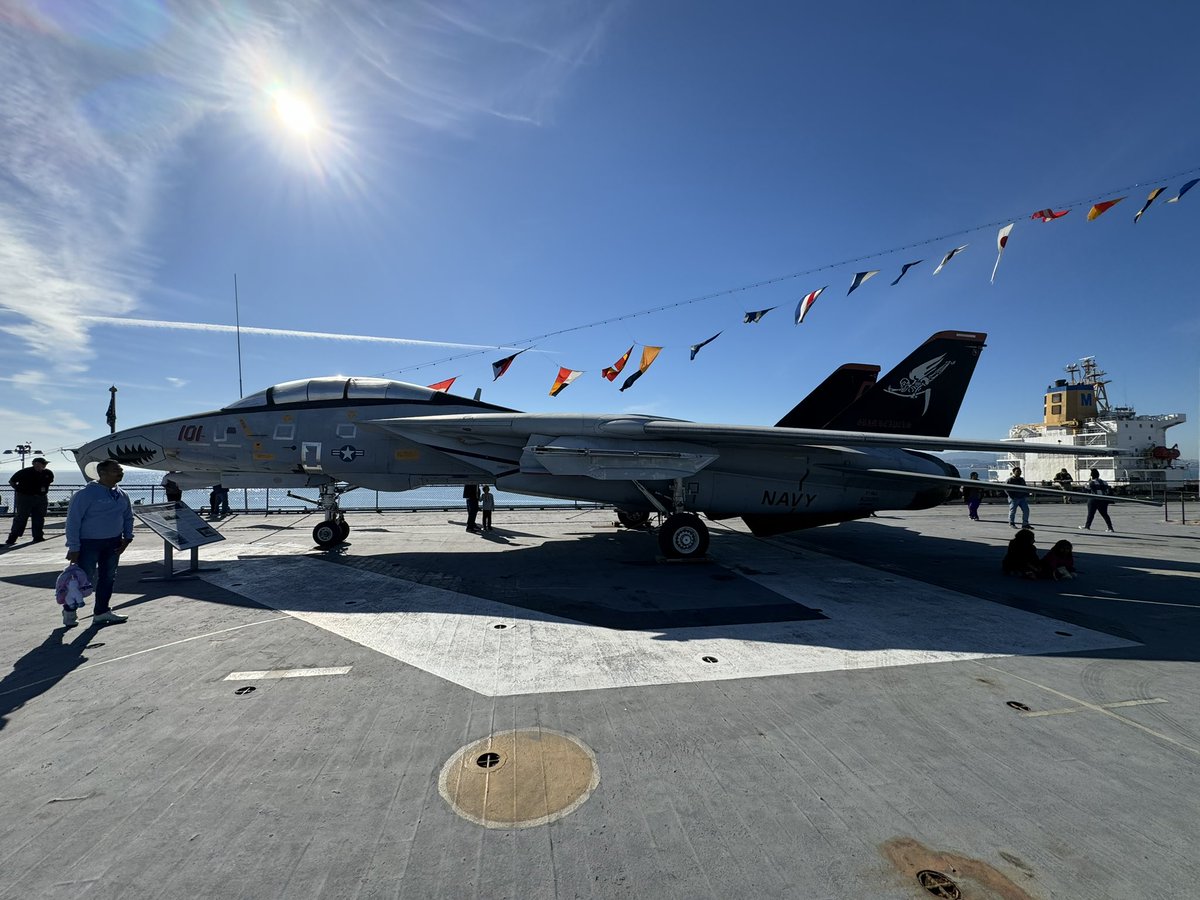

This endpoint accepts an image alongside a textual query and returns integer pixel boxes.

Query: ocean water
[1,468,591,515]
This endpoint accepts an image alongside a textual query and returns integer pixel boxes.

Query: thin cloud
[0,1,615,379]
[82,316,513,351]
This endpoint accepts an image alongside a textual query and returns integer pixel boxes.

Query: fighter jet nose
[75,433,164,468]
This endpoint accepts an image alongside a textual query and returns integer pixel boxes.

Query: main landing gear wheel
[338,520,351,540]
[313,520,344,549]
[616,509,652,530]
[658,513,709,559]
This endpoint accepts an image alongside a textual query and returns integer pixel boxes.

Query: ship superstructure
[992,357,1188,485]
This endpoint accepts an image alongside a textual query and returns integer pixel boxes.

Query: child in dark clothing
[1040,540,1077,580]
[1001,528,1040,579]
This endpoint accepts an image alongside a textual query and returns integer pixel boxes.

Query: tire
[338,520,351,540]
[658,513,709,559]
[313,521,343,549]
[616,509,652,530]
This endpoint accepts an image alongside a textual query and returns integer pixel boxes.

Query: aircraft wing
[371,413,1132,457]
[856,468,1162,506]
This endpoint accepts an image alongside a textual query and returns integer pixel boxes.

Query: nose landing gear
[288,482,355,549]
[312,516,350,549]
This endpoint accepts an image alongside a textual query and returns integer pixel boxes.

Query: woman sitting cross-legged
[1040,540,1077,580]
[1001,528,1041,579]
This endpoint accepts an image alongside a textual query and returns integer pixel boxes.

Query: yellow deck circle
[438,728,599,828]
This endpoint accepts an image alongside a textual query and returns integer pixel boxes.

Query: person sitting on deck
[1040,540,1077,580]
[1001,528,1040,579]
[1052,468,1074,504]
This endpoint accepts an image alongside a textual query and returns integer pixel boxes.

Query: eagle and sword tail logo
[881,354,955,416]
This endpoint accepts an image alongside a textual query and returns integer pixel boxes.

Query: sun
[271,88,318,136]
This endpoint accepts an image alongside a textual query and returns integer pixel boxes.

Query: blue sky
[2,0,1198,477]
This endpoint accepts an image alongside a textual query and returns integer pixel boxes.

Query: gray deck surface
[2,499,1198,899]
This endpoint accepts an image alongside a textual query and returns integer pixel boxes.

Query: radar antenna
[1077,356,1111,414]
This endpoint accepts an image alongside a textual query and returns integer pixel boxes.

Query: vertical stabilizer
[824,331,987,436]
[775,364,880,428]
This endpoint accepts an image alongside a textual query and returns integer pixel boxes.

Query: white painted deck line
[200,536,1138,697]
[224,666,353,680]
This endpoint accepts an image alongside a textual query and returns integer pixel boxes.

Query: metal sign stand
[141,540,221,582]
[133,502,226,583]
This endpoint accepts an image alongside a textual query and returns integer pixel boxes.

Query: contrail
[82,317,511,352]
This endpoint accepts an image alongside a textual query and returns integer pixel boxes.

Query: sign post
[134,503,225,582]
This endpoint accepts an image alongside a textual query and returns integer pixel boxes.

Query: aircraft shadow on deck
[7,521,1197,663]
[776,518,1200,663]
[187,522,1195,662]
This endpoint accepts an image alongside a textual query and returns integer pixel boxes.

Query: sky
[2,0,1199,479]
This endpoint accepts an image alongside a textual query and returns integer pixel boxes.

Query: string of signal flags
[412,170,1199,399]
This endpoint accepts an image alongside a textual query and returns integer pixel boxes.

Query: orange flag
[619,346,662,392]
[427,377,456,392]
[1087,197,1125,221]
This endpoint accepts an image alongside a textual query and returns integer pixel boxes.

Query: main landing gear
[288,482,354,549]
[621,478,711,560]
[657,512,709,559]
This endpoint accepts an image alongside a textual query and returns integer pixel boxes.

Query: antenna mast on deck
[234,274,244,399]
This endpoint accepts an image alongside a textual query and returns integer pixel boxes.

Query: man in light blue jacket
[65,460,134,625]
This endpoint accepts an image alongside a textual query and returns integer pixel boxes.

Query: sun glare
[271,88,318,136]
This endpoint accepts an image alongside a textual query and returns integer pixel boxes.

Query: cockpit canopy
[224,377,435,409]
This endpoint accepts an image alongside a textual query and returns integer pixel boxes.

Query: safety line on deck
[982,664,1200,757]
[0,616,292,698]
[224,666,353,680]
[1021,697,1168,718]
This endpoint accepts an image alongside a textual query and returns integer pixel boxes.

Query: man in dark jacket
[6,457,54,545]
[1004,466,1031,529]
[463,483,481,532]
[1081,468,1115,532]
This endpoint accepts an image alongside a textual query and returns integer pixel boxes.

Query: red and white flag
[1031,208,1069,222]
[427,377,456,393]
[990,224,1014,284]
[794,286,827,324]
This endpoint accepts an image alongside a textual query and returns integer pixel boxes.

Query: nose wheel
[313,517,350,549]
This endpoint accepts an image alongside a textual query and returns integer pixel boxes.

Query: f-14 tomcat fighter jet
[74,331,1117,556]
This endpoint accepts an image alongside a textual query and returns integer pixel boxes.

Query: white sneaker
[93,611,128,625]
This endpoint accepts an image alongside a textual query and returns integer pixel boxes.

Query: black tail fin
[823,331,987,436]
[775,364,880,428]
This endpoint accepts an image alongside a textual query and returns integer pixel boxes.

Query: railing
[1163,490,1197,525]
[0,484,595,516]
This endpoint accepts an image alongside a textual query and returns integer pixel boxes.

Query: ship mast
[1069,357,1111,414]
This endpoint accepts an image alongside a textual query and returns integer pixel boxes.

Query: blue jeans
[76,536,124,615]
[1008,497,1030,526]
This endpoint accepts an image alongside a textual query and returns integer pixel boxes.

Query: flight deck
[2,503,1198,898]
